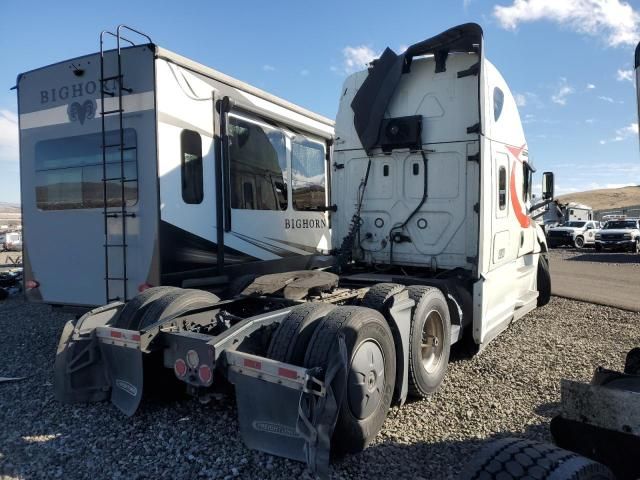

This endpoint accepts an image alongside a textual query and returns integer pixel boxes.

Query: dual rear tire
[267,302,397,455]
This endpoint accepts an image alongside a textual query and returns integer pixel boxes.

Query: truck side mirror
[542,172,554,200]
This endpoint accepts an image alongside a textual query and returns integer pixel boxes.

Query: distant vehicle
[2,232,22,252]
[595,219,640,253]
[542,201,593,230]
[546,220,600,248]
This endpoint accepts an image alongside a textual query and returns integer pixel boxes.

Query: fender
[534,222,548,253]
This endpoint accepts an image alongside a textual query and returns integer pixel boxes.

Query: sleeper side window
[228,114,287,211]
[493,87,504,122]
[291,138,326,211]
[498,166,507,210]
[181,130,203,204]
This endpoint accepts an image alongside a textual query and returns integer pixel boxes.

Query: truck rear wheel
[574,235,585,249]
[267,303,336,365]
[304,306,396,455]
[113,286,180,329]
[537,254,551,307]
[406,286,451,397]
[360,282,405,310]
[134,289,220,331]
[459,437,615,480]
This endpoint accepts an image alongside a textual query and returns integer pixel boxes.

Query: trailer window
[498,166,507,210]
[35,130,137,210]
[291,138,325,211]
[180,130,203,204]
[229,115,287,211]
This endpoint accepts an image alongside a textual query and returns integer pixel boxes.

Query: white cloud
[585,118,596,124]
[0,109,19,163]
[514,92,527,107]
[300,69,310,76]
[616,68,634,82]
[599,122,638,143]
[262,64,276,72]
[586,83,596,89]
[551,78,574,105]
[493,0,640,47]
[597,95,615,103]
[342,45,379,74]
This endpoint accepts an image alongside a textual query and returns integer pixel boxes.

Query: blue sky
[1,0,639,203]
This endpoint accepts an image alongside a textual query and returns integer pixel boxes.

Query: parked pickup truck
[595,219,640,253]
[546,221,601,249]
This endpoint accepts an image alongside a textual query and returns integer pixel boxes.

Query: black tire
[574,236,585,249]
[266,303,336,365]
[361,283,405,311]
[406,286,451,397]
[595,244,602,252]
[634,239,640,254]
[537,254,551,307]
[133,289,220,331]
[459,437,615,480]
[304,306,396,455]
[112,286,180,329]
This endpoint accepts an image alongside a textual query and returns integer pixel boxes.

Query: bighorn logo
[67,100,96,125]
[284,218,327,229]
[252,421,300,438]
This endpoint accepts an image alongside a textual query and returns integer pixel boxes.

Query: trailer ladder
[99,25,152,303]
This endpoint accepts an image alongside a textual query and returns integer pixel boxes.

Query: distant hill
[557,185,640,212]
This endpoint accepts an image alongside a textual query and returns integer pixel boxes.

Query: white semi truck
[51,24,554,474]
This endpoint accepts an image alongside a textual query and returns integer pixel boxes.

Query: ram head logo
[67,100,96,125]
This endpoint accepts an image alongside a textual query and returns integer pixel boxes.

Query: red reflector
[244,359,261,370]
[137,283,153,293]
[131,334,141,342]
[110,331,123,338]
[25,280,40,290]
[278,367,298,379]
[174,358,187,378]
[198,364,212,384]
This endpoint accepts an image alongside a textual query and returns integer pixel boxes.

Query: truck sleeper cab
[54,23,554,475]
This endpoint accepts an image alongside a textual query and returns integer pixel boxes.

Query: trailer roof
[17,44,334,130]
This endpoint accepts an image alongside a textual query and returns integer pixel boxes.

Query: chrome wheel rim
[421,310,444,374]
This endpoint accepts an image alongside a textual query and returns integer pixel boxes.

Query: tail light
[174,358,187,378]
[25,280,40,290]
[198,365,212,385]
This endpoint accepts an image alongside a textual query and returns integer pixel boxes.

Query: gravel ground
[1,296,638,480]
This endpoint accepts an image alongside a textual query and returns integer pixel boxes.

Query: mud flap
[53,304,144,417]
[54,320,110,404]
[227,336,348,478]
[297,334,348,477]
[95,327,144,416]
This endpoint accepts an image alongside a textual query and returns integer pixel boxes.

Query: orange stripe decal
[510,161,531,228]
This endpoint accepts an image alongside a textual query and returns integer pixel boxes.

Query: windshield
[604,221,637,229]
[563,221,585,228]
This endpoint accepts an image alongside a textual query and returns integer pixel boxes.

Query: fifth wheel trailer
[54,24,555,475]
[17,27,333,307]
